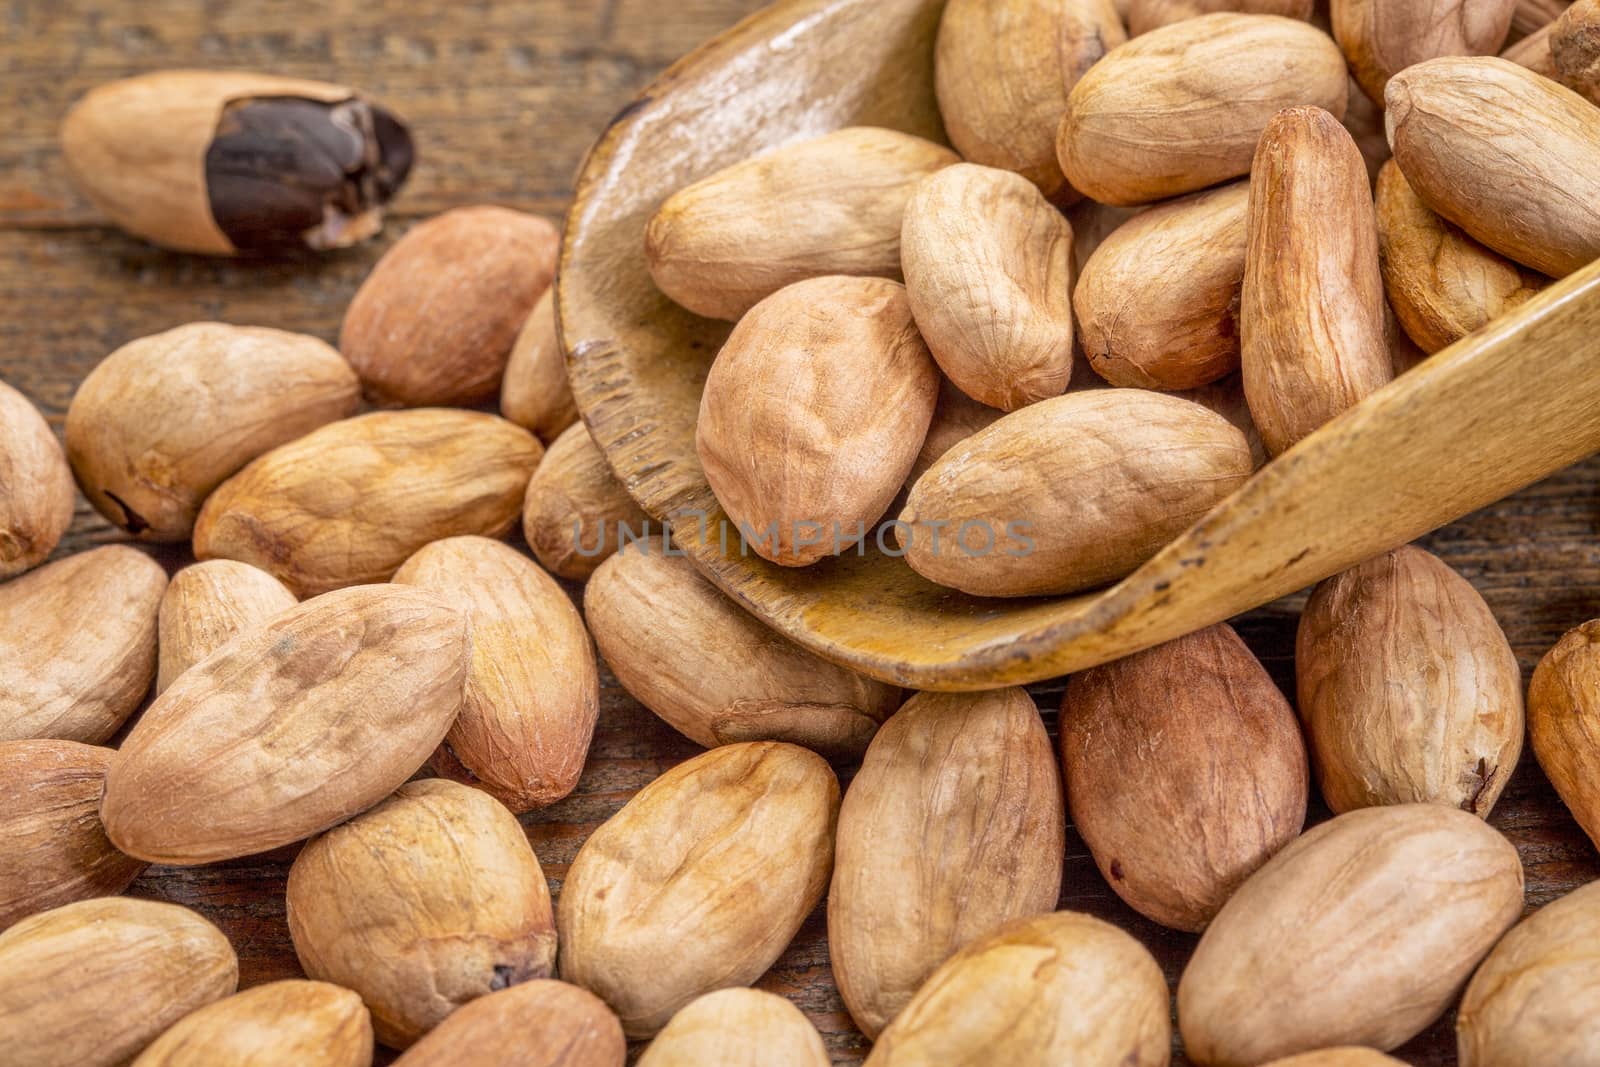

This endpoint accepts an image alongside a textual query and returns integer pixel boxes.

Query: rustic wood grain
[3,1,1598,1065]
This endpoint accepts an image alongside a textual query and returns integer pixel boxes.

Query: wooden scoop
[560,0,1600,691]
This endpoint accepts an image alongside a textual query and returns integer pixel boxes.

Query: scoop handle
[1091,255,1600,671]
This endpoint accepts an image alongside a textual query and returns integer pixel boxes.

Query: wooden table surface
[5,1,1599,1064]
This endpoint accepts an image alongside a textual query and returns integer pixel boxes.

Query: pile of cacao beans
[6,0,1600,1065]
